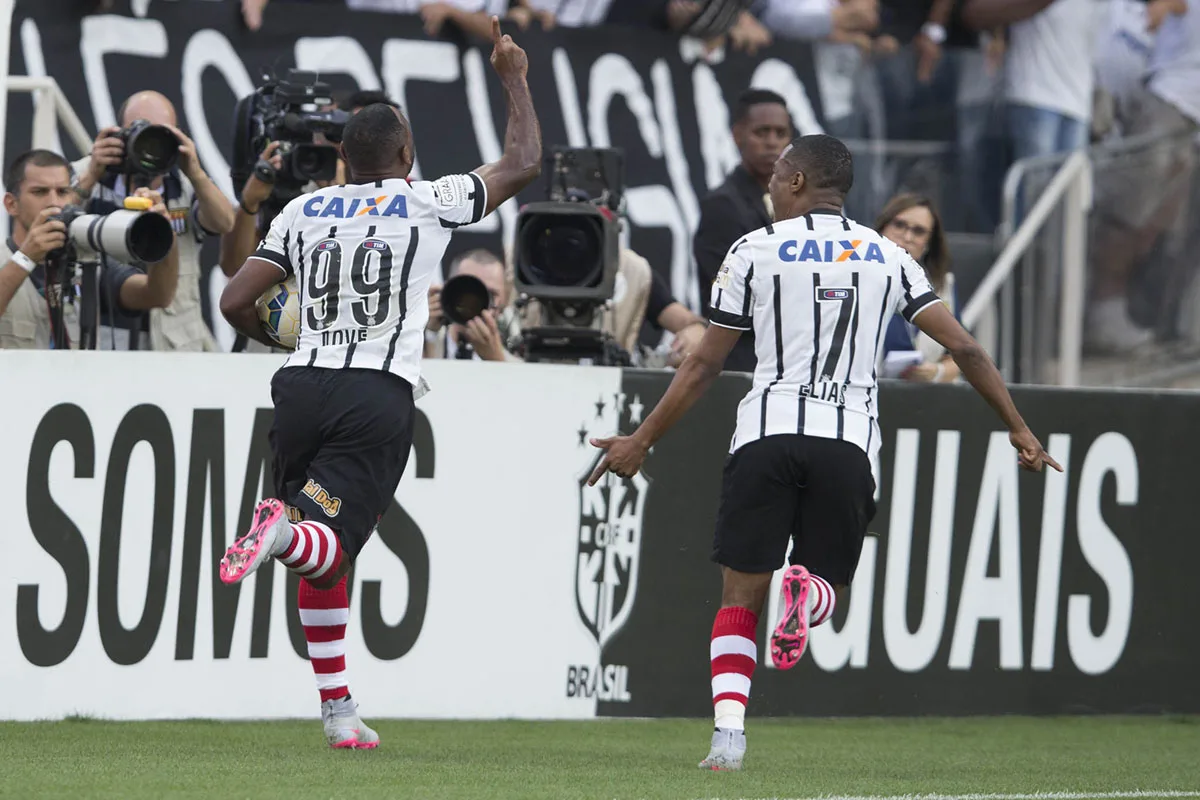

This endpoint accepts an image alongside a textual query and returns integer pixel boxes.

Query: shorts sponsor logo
[302,479,342,518]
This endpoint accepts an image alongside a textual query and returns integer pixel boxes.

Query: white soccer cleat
[699,726,746,770]
[322,696,379,750]
[219,499,290,585]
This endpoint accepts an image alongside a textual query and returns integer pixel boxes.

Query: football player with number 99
[217,16,541,749]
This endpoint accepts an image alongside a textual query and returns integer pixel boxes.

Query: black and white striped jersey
[708,208,940,464]
[252,173,487,390]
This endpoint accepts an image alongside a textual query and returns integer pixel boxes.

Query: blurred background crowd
[10,0,1200,389]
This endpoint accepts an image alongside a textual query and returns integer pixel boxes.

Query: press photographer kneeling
[0,150,179,350]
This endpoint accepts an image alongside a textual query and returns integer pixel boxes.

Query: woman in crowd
[876,193,961,383]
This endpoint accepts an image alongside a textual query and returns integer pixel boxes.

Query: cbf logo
[567,390,648,704]
[302,193,408,218]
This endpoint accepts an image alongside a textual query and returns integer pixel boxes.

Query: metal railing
[5,75,94,157]
[0,74,95,235]
[987,131,1200,389]
[961,151,1093,387]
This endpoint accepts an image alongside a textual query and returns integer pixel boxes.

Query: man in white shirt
[1002,0,1102,161]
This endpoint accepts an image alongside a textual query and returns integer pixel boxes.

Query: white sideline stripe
[695,792,1200,800]
[298,608,350,627]
[711,635,757,660]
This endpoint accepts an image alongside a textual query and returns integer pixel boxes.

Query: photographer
[425,248,523,361]
[0,150,179,349]
[218,141,292,353]
[74,91,235,351]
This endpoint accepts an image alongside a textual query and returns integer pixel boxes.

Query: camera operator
[218,141,293,354]
[0,150,179,350]
[74,90,235,351]
[644,268,707,367]
[425,248,523,361]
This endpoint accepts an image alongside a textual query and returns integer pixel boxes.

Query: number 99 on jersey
[256,276,302,350]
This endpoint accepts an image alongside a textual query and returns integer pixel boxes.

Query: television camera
[511,146,628,366]
[231,69,351,212]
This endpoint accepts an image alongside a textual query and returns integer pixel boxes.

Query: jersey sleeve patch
[714,259,733,290]
[433,174,472,209]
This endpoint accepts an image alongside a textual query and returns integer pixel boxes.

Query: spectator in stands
[694,88,792,374]
[750,0,878,44]
[871,0,957,140]
[74,91,235,351]
[1093,0,1156,141]
[525,0,753,43]
[242,0,513,32]
[961,0,1103,162]
[875,193,961,383]
[0,150,179,350]
[420,1,557,38]
[1088,0,1198,353]
[749,0,879,144]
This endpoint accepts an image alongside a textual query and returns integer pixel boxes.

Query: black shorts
[711,434,877,585]
[269,366,415,561]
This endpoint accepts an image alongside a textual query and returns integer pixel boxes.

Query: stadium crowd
[7,0,1200,372]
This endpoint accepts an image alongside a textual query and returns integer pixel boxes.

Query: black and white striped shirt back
[251,173,488,390]
[708,209,940,464]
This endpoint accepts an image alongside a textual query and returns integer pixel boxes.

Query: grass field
[3,716,1199,799]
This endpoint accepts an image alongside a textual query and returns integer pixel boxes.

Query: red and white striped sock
[710,606,758,731]
[808,573,836,627]
[274,521,343,581]
[298,575,350,702]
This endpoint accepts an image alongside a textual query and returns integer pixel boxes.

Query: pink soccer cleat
[219,499,289,584]
[770,565,811,670]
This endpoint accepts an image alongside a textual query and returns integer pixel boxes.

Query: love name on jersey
[778,239,885,263]
[302,194,408,219]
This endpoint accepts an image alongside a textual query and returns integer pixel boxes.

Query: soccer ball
[256,275,302,350]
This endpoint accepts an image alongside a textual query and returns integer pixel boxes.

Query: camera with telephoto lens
[231,69,351,210]
[47,202,175,265]
[513,146,629,366]
[106,119,181,182]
